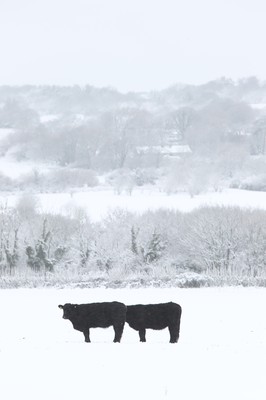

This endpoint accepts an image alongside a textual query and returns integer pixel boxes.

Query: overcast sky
[0,0,265,92]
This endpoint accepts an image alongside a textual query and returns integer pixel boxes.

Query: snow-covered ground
[2,187,266,221]
[0,156,46,178]
[0,128,58,178]
[0,287,265,400]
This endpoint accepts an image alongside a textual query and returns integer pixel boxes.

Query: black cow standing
[126,302,182,343]
[58,302,127,343]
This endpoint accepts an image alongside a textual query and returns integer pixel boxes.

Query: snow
[0,154,54,179]
[0,287,265,400]
[0,157,39,178]
[36,188,266,220]
[0,150,58,179]
[2,187,266,221]
[136,145,192,155]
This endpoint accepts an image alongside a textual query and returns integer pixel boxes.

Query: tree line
[1,198,266,287]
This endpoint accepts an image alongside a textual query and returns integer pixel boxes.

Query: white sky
[0,0,265,92]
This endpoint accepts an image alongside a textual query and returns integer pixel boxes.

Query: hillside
[0,77,266,195]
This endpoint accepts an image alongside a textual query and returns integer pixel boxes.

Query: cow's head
[58,303,78,320]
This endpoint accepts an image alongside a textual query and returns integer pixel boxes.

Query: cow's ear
[58,305,63,309]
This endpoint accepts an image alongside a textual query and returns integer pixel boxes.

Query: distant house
[136,144,192,158]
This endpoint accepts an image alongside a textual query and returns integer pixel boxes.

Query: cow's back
[126,302,181,330]
[78,301,126,328]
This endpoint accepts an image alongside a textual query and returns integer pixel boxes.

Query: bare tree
[166,107,196,142]
[251,117,266,155]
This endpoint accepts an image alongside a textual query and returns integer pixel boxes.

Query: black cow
[126,302,182,343]
[58,301,127,343]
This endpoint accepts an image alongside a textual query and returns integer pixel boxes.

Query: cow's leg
[169,306,182,343]
[113,322,125,343]
[168,325,178,343]
[139,329,146,342]
[83,330,91,343]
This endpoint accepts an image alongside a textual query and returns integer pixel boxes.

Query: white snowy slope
[0,287,265,400]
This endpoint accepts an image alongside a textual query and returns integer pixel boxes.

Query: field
[0,287,265,399]
[2,187,266,221]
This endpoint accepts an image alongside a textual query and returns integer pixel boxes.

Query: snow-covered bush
[238,174,266,191]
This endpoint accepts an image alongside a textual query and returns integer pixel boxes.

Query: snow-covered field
[2,187,266,221]
[0,287,265,400]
